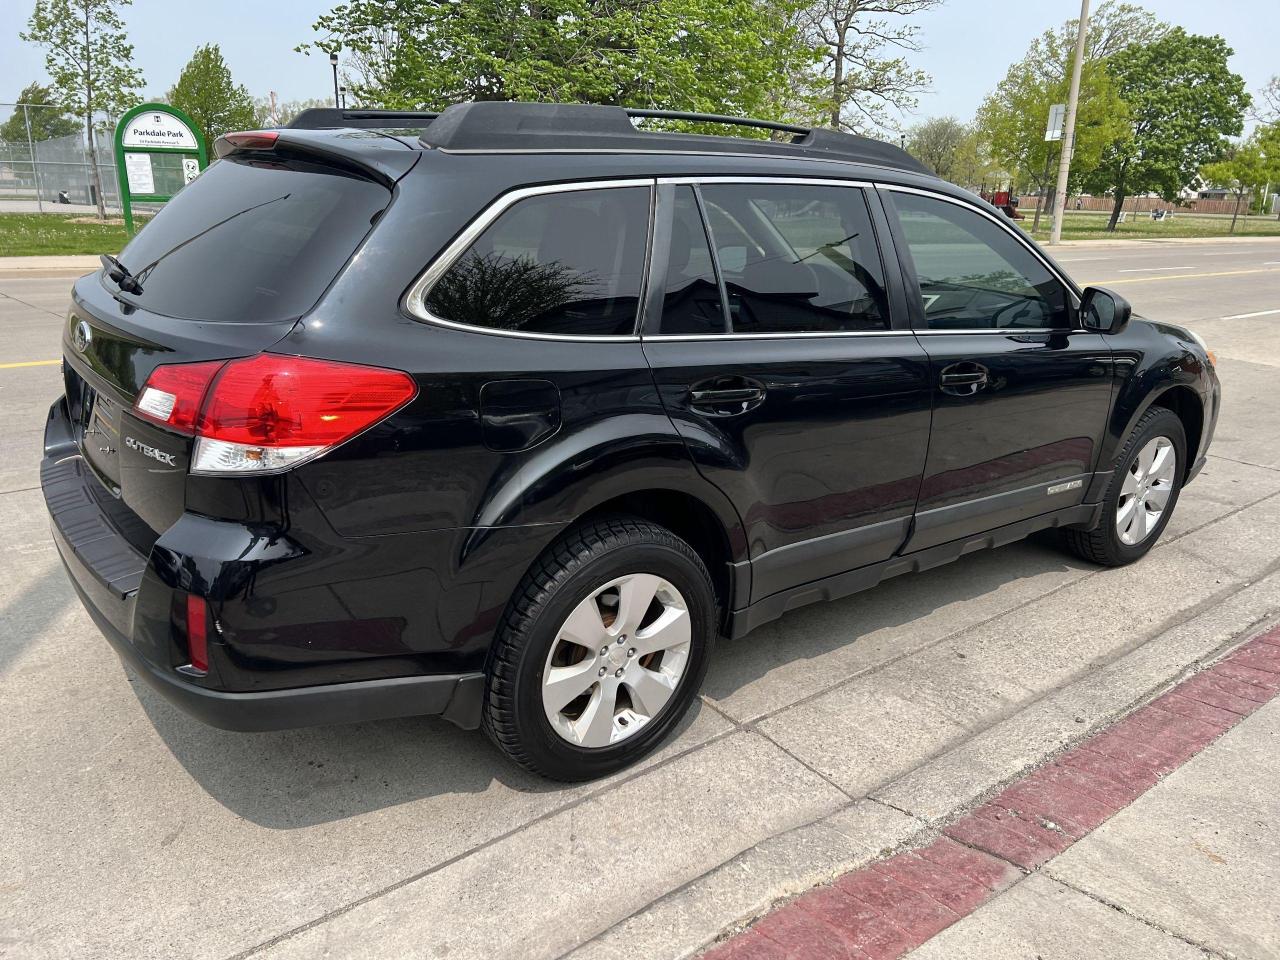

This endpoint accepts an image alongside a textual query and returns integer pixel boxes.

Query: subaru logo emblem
[72,319,92,353]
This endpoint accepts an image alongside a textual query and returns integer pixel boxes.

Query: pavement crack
[1044,873,1232,959]
[0,289,64,319]
[1206,452,1280,474]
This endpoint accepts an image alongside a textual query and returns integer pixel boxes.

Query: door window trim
[878,183,1082,335]
[644,175,912,341]
[401,178,655,342]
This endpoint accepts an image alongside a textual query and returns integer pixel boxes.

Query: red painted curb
[701,625,1280,960]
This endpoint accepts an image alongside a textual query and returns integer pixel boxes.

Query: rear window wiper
[100,254,143,294]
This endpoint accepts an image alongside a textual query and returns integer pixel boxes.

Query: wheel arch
[1116,383,1204,481]
[575,489,744,630]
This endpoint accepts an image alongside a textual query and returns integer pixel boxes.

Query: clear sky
[2,0,1275,126]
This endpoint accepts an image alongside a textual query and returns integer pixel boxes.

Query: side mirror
[1079,286,1131,335]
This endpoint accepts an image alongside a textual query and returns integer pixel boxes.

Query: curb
[700,626,1280,960]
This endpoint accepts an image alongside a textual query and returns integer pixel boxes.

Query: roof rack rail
[623,108,810,136]
[283,102,931,175]
[287,108,440,130]
[417,102,931,175]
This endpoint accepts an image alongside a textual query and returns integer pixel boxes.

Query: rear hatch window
[107,153,390,323]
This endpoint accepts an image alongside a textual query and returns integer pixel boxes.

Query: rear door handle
[687,377,767,416]
[939,363,989,396]
[690,387,763,404]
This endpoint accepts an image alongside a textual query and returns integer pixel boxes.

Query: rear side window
[424,186,650,336]
[698,183,889,334]
[658,186,725,335]
[111,155,390,323]
[888,191,1069,330]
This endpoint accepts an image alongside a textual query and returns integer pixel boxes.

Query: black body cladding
[44,103,1219,738]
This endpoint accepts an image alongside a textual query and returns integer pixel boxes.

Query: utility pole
[1050,0,1090,244]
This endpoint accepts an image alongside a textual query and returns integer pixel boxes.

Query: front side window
[698,183,889,334]
[424,185,650,336]
[888,191,1069,330]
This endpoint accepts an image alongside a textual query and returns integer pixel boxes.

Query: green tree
[1085,29,1250,231]
[1260,123,1280,219]
[21,0,145,220]
[949,125,1003,193]
[0,82,80,142]
[252,96,331,128]
[978,56,1128,231]
[904,116,966,180]
[976,2,1160,232]
[302,0,815,125]
[167,44,257,149]
[1201,140,1264,232]
[1254,75,1279,124]
[797,0,943,133]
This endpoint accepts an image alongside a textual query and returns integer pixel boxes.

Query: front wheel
[483,516,717,781]
[1062,407,1186,567]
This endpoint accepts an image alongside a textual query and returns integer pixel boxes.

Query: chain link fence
[0,102,123,215]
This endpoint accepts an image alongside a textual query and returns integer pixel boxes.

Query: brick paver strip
[700,625,1280,960]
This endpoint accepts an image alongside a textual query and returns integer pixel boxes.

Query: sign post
[113,103,208,235]
[1044,103,1066,142]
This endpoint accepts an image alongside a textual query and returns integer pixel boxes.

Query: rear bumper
[52,518,485,730]
[56,526,483,730]
[43,396,490,731]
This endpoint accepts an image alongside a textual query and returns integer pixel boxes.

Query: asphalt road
[1,237,1279,960]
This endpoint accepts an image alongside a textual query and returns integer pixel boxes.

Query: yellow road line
[0,359,60,369]
[1081,266,1280,285]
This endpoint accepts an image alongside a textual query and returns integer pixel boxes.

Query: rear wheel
[483,516,716,781]
[1062,407,1185,566]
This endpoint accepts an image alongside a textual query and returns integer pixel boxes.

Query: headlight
[1187,329,1216,368]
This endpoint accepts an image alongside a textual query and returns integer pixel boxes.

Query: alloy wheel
[540,573,692,748]
[1116,435,1177,546]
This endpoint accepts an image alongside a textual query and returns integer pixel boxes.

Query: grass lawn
[0,213,135,256]
[1016,209,1280,241]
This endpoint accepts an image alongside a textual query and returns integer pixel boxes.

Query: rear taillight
[134,360,225,434]
[133,355,417,475]
[186,593,209,673]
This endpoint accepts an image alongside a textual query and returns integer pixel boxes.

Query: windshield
[109,154,390,323]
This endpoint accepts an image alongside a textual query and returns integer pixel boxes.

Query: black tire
[483,515,717,781]
[1062,407,1186,567]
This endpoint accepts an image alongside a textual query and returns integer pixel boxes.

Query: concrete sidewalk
[916,693,1280,959]
[696,630,1280,960]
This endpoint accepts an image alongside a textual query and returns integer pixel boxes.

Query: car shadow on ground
[125,531,1089,829]
[701,531,1091,706]
[132,680,714,828]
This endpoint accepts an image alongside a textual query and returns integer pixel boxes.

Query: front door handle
[688,377,767,416]
[939,362,989,396]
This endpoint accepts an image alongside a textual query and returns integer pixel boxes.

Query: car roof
[286,102,934,177]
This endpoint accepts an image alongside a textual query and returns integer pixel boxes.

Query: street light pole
[329,52,340,109]
[1050,0,1090,244]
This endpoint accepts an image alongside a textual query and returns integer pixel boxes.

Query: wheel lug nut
[616,636,625,645]
[628,648,636,657]
[599,647,609,658]
[598,667,607,677]
[614,668,624,678]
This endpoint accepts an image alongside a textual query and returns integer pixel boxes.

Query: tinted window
[112,155,390,323]
[658,186,725,335]
[890,191,1069,330]
[698,183,888,334]
[425,186,649,336]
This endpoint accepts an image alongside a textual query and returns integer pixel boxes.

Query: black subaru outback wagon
[43,102,1219,780]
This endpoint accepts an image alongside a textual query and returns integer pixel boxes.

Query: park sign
[113,103,208,234]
